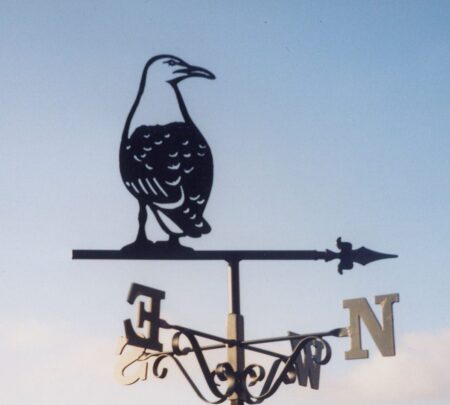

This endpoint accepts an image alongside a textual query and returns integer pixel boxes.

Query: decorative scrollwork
[152,353,169,379]
[171,331,191,356]
[146,352,229,404]
[312,338,332,365]
[241,336,332,404]
[177,330,236,400]
[117,332,333,404]
[140,330,236,404]
[245,364,265,387]
[212,362,236,397]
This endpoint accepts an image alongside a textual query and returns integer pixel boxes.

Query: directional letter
[124,283,165,351]
[115,336,149,385]
[343,293,399,360]
[289,333,323,390]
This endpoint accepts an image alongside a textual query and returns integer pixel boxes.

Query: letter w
[289,333,323,390]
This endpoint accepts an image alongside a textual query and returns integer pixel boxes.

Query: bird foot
[121,239,155,255]
[121,238,194,255]
[154,240,194,253]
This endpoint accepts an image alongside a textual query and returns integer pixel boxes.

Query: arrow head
[352,246,398,266]
[335,237,398,274]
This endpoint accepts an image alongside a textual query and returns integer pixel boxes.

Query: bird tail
[191,218,211,238]
[155,209,211,238]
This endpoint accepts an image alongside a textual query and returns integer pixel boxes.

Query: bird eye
[167,60,176,66]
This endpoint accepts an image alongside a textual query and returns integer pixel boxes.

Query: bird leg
[167,235,193,251]
[136,202,149,244]
[121,203,154,253]
[168,235,181,247]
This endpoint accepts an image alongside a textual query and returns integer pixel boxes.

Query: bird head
[144,55,216,85]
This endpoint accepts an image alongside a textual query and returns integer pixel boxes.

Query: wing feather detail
[153,187,185,210]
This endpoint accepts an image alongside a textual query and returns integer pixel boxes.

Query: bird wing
[121,122,213,237]
[121,124,187,204]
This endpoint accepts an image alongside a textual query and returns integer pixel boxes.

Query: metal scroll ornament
[116,325,334,404]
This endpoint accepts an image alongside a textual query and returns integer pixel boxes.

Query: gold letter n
[343,294,400,360]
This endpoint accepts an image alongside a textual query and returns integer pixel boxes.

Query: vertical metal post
[227,259,245,405]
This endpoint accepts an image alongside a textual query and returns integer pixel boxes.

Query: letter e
[124,283,165,351]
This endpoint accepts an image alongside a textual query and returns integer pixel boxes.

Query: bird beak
[173,64,216,81]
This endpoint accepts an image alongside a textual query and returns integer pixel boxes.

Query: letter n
[343,293,400,360]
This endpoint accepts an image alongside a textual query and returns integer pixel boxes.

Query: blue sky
[1,1,449,404]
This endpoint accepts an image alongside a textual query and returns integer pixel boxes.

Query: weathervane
[73,54,399,404]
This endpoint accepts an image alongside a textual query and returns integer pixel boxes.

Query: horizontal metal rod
[156,343,226,357]
[73,249,328,262]
[156,321,345,359]
[155,342,288,360]
[72,239,398,274]
[152,342,289,360]
[242,344,288,360]
[241,328,348,346]
[161,320,234,345]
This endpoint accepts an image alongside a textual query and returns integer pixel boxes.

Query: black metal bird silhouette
[120,55,215,253]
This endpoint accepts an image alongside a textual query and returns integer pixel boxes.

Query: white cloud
[0,319,118,404]
[326,328,450,404]
[1,319,113,378]
[0,318,207,405]
[2,321,449,405]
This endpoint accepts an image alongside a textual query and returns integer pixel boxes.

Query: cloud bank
[1,320,450,405]
[325,328,450,404]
